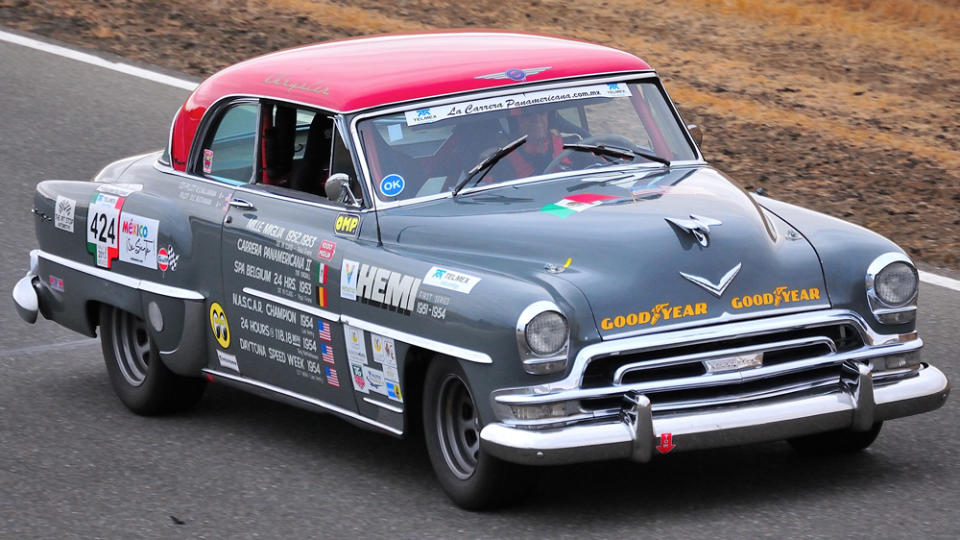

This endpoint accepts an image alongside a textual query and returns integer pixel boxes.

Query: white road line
[0,29,197,91]
[919,270,960,292]
[0,338,98,358]
[2,27,959,293]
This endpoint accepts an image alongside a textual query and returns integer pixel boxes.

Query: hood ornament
[666,214,722,247]
[475,67,551,81]
[680,263,742,297]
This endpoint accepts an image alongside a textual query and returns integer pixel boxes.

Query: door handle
[228,198,256,211]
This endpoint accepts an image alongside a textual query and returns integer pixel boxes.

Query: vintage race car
[13,31,950,509]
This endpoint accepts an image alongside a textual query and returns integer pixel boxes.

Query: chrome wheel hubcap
[110,309,151,386]
[436,374,480,480]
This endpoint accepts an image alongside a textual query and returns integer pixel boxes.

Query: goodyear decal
[731,286,821,309]
[601,302,708,331]
[209,302,231,348]
[334,213,360,238]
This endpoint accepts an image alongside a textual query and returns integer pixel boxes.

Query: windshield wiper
[563,143,671,166]
[452,135,527,197]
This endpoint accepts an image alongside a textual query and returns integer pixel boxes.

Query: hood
[379,166,830,338]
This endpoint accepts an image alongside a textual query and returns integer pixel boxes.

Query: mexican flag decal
[540,193,618,218]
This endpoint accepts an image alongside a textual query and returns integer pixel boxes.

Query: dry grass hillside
[2,0,958,268]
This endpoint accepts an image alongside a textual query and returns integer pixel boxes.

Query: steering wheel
[543,134,639,174]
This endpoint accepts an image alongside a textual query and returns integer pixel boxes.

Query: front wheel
[787,422,883,455]
[422,357,530,510]
[100,304,206,415]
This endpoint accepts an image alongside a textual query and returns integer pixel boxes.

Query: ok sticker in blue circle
[380,174,405,197]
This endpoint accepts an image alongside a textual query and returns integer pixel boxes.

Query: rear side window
[200,103,259,184]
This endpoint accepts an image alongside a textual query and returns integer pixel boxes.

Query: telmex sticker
[404,82,632,126]
[423,266,481,294]
[54,196,76,232]
[334,213,360,237]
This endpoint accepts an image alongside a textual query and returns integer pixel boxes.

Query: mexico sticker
[209,302,231,348]
[119,213,159,269]
[86,193,125,268]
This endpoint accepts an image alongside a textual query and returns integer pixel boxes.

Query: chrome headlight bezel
[516,301,569,375]
[866,253,918,325]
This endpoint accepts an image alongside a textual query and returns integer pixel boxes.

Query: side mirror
[687,124,703,147]
[324,173,360,207]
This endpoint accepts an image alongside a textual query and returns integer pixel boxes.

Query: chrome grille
[580,322,864,413]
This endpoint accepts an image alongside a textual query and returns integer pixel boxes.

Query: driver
[504,107,569,178]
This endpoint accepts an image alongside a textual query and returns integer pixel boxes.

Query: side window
[201,103,259,184]
[260,102,336,198]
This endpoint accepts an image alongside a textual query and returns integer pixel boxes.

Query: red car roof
[169,31,652,171]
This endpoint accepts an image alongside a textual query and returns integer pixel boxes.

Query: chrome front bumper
[480,363,950,466]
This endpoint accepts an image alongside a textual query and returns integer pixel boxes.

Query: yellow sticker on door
[209,302,231,348]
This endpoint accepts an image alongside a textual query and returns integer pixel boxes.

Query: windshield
[356,79,698,202]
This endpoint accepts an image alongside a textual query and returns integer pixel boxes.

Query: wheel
[787,422,883,455]
[543,133,639,174]
[422,357,531,510]
[99,304,206,415]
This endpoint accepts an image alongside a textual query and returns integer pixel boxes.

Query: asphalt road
[1,34,958,538]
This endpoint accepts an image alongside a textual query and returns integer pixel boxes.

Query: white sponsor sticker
[350,361,369,394]
[423,266,481,294]
[340,258,360,300]
[118,213,159,269]
[363,365,387,396]
[216,350,239,372]
[383,365,399,382]
[371,333,397,367]
[54,196,76,232]
[404,83,632,126]
[343,324,367,364]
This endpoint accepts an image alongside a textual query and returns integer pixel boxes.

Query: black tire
[422,357,531,510]
[787,422,883,455]
[99,304,206,415]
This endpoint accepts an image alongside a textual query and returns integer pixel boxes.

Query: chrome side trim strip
[204,369,403,435]
[341,315,493,364]
[35,250,204,301]
[242,287,339,321]
[363,397,404,414]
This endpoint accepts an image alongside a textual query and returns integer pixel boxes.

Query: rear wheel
[422,357,530,510]
[788,422,883,455]
[100,305,206,415]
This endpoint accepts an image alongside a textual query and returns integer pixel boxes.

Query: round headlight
[525,311,568,356]
[874,261,917,306]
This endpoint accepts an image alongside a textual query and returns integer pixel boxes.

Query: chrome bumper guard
[480,363,950,466]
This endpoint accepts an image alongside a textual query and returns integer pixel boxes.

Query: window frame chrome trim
[348,72,707,210]
[35,250,204,301]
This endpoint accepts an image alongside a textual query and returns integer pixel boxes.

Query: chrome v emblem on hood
[665,214,722,247]
[680,263,742,297]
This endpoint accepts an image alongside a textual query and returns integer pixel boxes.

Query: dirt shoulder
[2,0,957,270]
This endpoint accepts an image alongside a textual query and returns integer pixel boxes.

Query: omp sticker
[343,324,367,364]
[386,381,403,403]
[404,82,632,126]
[324,366,340,387]
[48,275,64,292]
[334,213,360,238]
[350,362,368,393]
[119,213,159,269]
[216,350,239,372]
[96,183,142,197]
[363,365,387,395]
[86,193,125,268]
[209,302,231,348]
[340,259,360,300]
[423,266,481,294]
[202,149,213,173]
[379,174,405,197]
[371,334,397,367]
[54,196,76,232]
[317,239,336,261]
[540,193,619,218]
